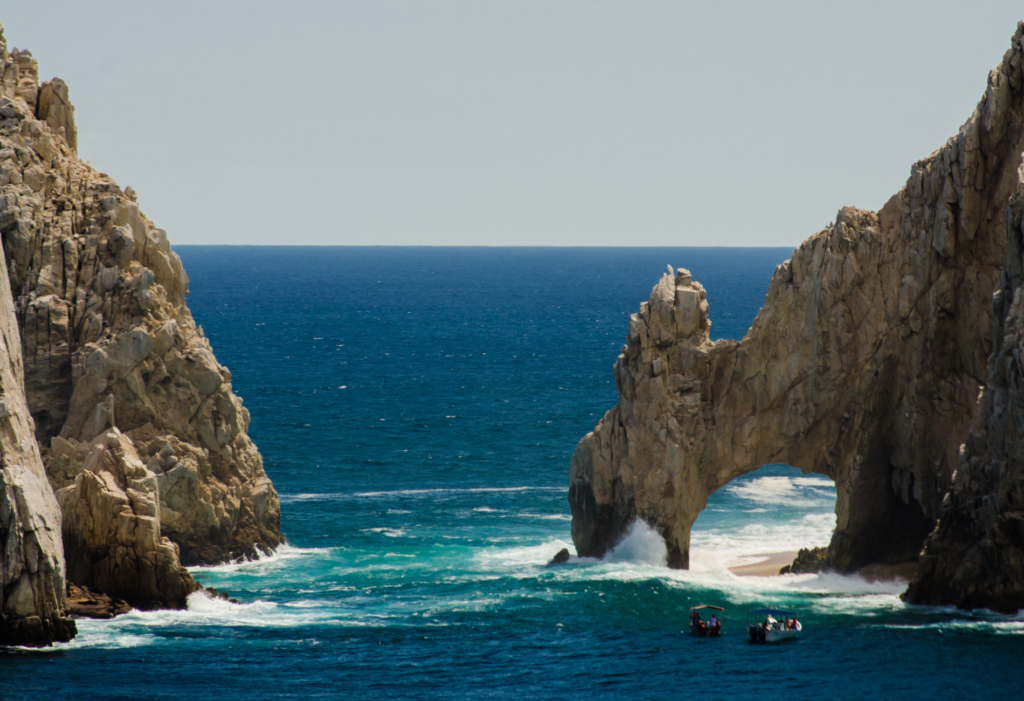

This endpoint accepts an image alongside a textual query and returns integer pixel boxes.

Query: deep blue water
[2,247,1021,700]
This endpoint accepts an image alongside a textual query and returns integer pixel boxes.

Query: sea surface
[2,247,1021,699]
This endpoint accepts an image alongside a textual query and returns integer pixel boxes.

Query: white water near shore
[691,471,837,571]
[55,464,1023,659]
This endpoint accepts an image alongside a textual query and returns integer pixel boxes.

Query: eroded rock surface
[904,167,1024,612]
[66,582,131,619]
[778,547,829,575]
[0,203,74,645]
[56,429,199,609]
[0,20,281,627]
[570,23,1024,574]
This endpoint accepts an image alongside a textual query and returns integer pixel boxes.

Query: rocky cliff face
[904,167,1024,612]
[0,228,75,646]
[570,23,1024,575]
[0,21,282,642]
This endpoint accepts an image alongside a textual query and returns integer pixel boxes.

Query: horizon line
[173,243,799,249]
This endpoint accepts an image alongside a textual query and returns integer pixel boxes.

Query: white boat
[747,608,802,643]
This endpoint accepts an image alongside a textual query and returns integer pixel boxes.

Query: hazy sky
[2,2,1021,246]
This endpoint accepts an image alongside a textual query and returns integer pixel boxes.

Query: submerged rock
[202,587,240,605]
[569,23,1024,583]
[548,548,570,565]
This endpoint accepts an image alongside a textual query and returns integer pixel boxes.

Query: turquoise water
[2,248,1021,699]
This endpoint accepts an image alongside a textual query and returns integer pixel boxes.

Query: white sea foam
[785,573,910,597]
[189,544,330,574]
[55,627,160,650]
[59,595,361,650]
[604,520,668,567]
[992,620,1024,634]
[791,475,835,488]
[691,512,836,570]
[726,475,836,509]
[688,547,728,572]
[362,527,407,538]
[475,538,575,569]
[884,610,1024,634]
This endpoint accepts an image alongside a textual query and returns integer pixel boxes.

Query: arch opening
[688,463,836,575]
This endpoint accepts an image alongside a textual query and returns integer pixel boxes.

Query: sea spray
[604,520,668,567]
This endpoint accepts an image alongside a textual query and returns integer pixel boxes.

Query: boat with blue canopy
[747,608,801,642]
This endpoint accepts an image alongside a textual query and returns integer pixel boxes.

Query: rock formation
[570,23,1024,578]
[55,429,199,609]
[0,21,283,643]
[904,168,1024,612]
[66,582,131,619]
[778,547,829,575]
[0,228,75,645]
[548,548,571,565]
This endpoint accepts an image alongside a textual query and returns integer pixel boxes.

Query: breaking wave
[604,520,668,567]
[726,474,836,509]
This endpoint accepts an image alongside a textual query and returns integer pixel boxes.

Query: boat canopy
[748,608,799,617]
[689,605,724,612]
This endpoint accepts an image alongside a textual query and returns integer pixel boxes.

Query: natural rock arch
[569,24,1024,573]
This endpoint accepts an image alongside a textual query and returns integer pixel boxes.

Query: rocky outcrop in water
[904,168,1024,612]
[55,429,199,609]
[548,548,570,565]
[570,23,1024,578]
[66,582,131,620]
[0,21,282,643]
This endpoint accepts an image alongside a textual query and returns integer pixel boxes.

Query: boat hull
[748,625,800,643]
[690,623,722,637]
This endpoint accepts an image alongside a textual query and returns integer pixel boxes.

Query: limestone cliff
[0,224,75,645]
[570,23,1024,574]
[904,167,1024,612]
[0,21,281,628]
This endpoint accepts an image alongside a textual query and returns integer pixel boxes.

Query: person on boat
[708,614,719,628]
[764,614,776,629]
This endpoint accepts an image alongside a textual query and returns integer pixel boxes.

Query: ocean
[2,247,1021,699]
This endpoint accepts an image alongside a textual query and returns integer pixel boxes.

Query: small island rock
[548,548,571,565]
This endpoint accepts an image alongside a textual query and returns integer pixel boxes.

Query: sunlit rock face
[0,221,76,647]
[56,428,200,610]
[570,22,1024,577]
[0,19,282,637]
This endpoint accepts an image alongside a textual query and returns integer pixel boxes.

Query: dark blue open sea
[2,247,1021,699]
